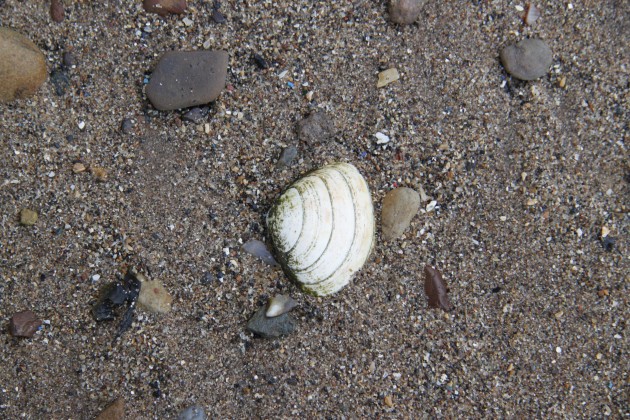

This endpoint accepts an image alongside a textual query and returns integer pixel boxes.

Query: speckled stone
[500,39,552,81]
[247,306,295,339]
[146,50,228,111]
[297,112,334,144]
[19,208,38,226]
[0,28,47,102]
[177,405,206,420]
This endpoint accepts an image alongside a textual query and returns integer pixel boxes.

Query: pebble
[50,0,65,22]
[9,310,42,337]
[182,107,208,123]
[252,53,269,70]
[0,28,47,102]
[19,208,38,226]
[388,0,428,25]
[242,239,278,266]
[72,162,86,173]
[177,405,206,420]
[62,51,77,68]
[276,145,298,168]
[142,0,187,16]
[266,294,298,317]
[138,279,173,313]
[500,39,552,81]
[120,118,134,134]
[146,50,228,111]
[91,166,108,182]
[247,306,295,339]
[95,397,124,420]
[297,111,335,144]
[50,68,70,96]
[381,187,420,241]
[377,68,400,88]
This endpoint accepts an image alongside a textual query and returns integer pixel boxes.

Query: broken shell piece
[377,68,400,88]
[267,162,375,296]
[524,3,540,25]
[266,294,298,317]
[242,239,278,266]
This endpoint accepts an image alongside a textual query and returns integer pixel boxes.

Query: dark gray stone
[276,145,298,168]
[500,39,552,81]
[297,112,334,144]
[247,306,295,339]
[146,50,228,111]
[182,107,208,123]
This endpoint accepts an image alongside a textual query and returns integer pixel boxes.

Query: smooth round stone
[146,50,228,111]
[389,0,428,25]
[0,28,47,102]
[381,187,420,241]
[138,279,173,313]
[19,208,38,226]
[143,0,187,16]
[500,39,552,81]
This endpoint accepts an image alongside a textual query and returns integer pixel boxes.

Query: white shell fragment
[266,294,298,317]
[267,162,375,296]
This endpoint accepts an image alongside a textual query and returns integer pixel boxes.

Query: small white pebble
[92,274,101,281]
[515,5,524,12]
[48,171,55,178]
[425,200,437,212]
[278,70,288,79]
[556,347,562,354]
[78,121,85,130]
[182,17,193,26]
[500,216,507,221]
[606,188,613,196]
[374,132,390,144]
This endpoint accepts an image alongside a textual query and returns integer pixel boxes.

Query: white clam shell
[267,162,375,296]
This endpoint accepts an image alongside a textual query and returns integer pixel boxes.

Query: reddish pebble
[9,310,42,337]
[50,0,65,22]
[143,0,187,16]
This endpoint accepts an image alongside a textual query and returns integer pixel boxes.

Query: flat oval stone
[381,187,420,241]
[143,0,187,16]
[0,28,47,102]
[500,39,552,81]
[146,50,228,111]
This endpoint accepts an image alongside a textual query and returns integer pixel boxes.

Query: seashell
[267,162,375,296]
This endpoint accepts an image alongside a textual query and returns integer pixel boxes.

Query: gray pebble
[182,107,208,123]
[177,405,206,420]
[121,118,134,134]
[146,50,228,111]
[389,0,428,25]
[276,145,298,168]
[500,39,552,81]
[381,187,420,241]
[242,239,278,266]
[247,306,295,339]
[297,112,334,144]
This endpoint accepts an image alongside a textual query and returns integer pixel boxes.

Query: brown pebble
[9,310,42,337]
[424,265,454,311]
[381,187,420,241]
[95,397,124,420]
[0,28,47,102]
[72,162,86,173]
[389,0,428,25]
[91,166,108,181]
[598,289,609,297]
[143,0,187,16]
[50,0,65,22]
[384,395,394,407]
[297,111,335,144]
